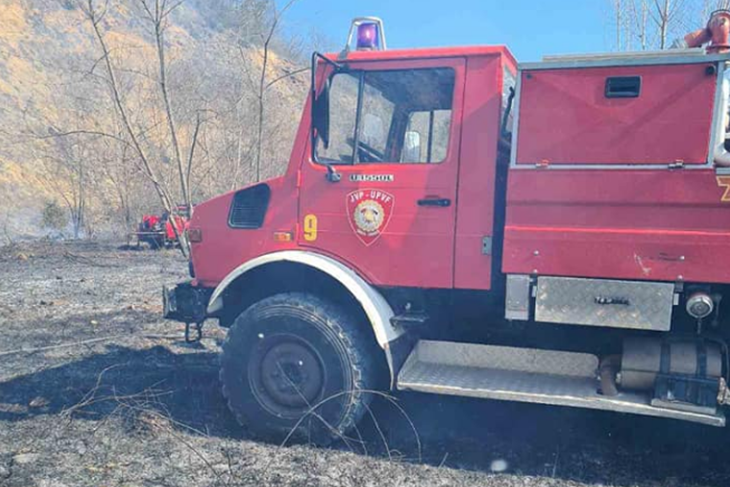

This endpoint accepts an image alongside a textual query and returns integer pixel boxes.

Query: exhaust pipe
[599,355,621,397]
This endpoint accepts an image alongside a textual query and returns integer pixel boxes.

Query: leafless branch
[264,66,310,91]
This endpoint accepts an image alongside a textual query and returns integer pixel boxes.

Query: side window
[360,83,395,158]
[318,72,359,164]
[502,64,517,137]
[402,109,451,163]
[316,67,455,164]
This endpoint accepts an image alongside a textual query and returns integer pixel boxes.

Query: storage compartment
[515,62,717,165]
[534,276,675,330]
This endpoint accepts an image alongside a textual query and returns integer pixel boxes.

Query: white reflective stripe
[714,76,730,167]
[206,250,402,347]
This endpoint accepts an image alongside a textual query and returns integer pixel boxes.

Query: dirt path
[0,241,728,487]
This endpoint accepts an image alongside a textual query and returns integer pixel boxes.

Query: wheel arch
[207,250,406,385]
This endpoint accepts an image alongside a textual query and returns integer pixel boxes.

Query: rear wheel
[219,292,378,444]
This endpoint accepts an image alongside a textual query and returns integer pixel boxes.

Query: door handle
[417,198,451,207]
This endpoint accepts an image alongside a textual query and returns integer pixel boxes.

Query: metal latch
[482,236,492,255]
[668,161,684,170]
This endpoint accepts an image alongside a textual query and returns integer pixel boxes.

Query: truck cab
[164,16,730,443]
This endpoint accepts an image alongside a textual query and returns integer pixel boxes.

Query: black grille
[228,184,271,229]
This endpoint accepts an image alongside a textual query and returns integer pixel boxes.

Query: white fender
[207,250,404,349]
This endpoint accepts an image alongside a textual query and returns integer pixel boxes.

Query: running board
[397,340,725,427]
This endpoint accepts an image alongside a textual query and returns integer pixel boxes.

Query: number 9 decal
[303,214,318,241]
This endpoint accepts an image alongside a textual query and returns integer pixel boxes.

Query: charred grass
[0,241,728,486]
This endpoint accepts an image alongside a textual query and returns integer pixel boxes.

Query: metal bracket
[718,377,730,406]
[505,275,531,321]
[185,321,204,343]
[482,236,493,255]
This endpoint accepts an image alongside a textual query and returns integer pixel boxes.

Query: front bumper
[162,282,213,323]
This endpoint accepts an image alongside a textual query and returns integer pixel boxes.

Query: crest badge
[346,189,395,246]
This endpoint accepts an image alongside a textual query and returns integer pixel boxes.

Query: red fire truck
[164,13,730,442]
[133,207,189,249]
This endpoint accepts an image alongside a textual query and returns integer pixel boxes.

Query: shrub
[41,201,67,232]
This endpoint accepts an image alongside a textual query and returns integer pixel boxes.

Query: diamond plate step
[397,340,725,427]
[406,340,599,377]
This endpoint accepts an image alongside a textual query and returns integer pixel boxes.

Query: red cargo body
[515,64,716,165]
[504,56,730,284]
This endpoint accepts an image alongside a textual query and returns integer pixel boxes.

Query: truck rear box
[504,52,730,284]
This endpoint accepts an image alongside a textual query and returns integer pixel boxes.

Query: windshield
[316,68,455,164]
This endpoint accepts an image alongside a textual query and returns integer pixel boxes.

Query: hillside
[0,0,309,241]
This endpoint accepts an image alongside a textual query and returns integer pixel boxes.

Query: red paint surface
[452,54,506,290]
[141,215,160,229]
[189,175,301,287]
[330,45,516,65]
[505,61,726,285]
[189,44,726,295]
[140,214,187,241]
[298,57,466,289]
[516,64,716,165]
[190,49,511,290]
[165,216,187,240]
[503,170,730,283]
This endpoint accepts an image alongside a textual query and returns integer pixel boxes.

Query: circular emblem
[353,199,384,236]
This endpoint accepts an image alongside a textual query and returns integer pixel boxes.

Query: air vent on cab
[228,184,271,229]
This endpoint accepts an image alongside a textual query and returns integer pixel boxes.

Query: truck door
[298,57,465,289]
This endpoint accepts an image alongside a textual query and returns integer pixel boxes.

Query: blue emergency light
[344,17,387,54]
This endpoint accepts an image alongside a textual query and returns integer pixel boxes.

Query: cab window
[402,109,451,163]
[316,68,455,164]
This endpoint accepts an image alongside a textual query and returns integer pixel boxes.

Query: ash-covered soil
[0,241,729,487]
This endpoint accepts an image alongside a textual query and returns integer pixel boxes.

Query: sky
[283,0,617,62]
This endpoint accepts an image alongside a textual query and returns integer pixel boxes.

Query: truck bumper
[162,282,213,323]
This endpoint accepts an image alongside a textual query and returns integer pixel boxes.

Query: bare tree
[625,0,651,49]
[80,0,192,256]
[2,0,311,242]
[139,0,195,219]
[607,0,729,50]
[247,0,303,182]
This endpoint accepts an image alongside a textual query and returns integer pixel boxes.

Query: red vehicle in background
[163,13,730,444]
[134,206,189,249]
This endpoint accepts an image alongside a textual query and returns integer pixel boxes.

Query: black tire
[219,292,378,444]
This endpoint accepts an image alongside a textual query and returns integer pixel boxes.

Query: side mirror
[402,130,422,162]
[311,52,345,155]
[313,78,331,149]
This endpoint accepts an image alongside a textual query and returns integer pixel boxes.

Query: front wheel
[219,293,378,444]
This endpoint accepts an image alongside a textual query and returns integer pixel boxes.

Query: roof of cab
[325,45,517,67]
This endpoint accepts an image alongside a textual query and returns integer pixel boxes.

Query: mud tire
[219,292,376,445]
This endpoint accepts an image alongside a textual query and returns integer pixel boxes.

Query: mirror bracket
[311,52,346,157]
[326,164,341,183]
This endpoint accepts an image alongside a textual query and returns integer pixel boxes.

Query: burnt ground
[0,241,729,487]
